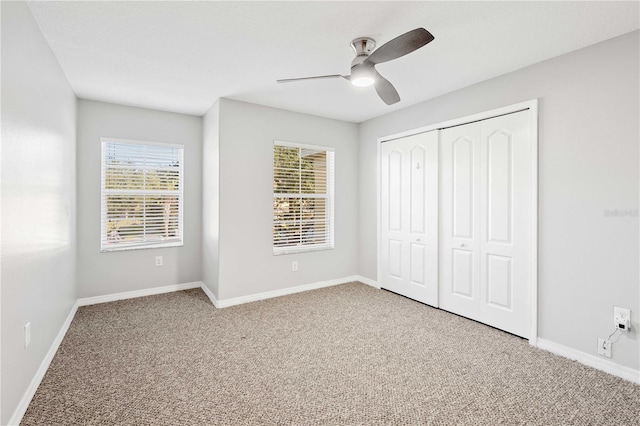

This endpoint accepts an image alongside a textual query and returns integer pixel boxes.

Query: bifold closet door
[440,110,532,338]
[380,131,438,307]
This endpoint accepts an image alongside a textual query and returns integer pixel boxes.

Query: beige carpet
[21,283,640,425]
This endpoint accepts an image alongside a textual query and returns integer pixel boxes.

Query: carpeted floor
[21,283,640,425]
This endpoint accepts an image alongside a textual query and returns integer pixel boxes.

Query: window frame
[100,137,184,253]
[272,140,335,256]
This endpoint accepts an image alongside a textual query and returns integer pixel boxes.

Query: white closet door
[441,110,532,338]
[478,111,532,337]
[440,122,482,322]
[380,131,438,306]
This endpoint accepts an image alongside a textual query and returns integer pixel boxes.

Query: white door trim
[377,99,538,345]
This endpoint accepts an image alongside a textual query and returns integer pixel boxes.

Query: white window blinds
[273,141,335,255]
[100,138,184,252]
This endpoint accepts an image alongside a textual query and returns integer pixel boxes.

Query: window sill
[101,240,183,253]
[273,245,334,256]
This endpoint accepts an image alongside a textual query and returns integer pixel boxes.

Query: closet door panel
[440,122,482,321]
[441,109,532,338]
[486,130,512,244]
[380,131,439,306]
[479,111,532,338]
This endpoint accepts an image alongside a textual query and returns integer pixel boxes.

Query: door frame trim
[377,99,539,345]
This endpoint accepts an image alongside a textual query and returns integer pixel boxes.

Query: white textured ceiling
[27,1,639,123]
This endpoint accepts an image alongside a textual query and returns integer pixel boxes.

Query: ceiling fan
[277,28,434,105]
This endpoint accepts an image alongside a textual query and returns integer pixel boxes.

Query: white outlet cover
[25,322,31,348]
[614,306,631,327]
[155,256,163,267]
[597,338,611,358]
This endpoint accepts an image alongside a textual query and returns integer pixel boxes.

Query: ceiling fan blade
[366,28,434,66]
[277,74,347,83]
[373,69,400,105]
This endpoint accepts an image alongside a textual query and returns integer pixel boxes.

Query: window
[273,141,334,255]
[101,138,183,252]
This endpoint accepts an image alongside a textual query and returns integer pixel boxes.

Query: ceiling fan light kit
[277,28,434,105]
[350,66,375,87]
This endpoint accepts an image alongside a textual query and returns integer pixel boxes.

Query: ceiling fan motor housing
[350,37,376,68]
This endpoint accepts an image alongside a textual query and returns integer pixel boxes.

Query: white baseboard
[214,276,365,308]
[199,282,220,308]
[8,301,79,426]
[536,338,640,384]
[77,281,202,306]
[354,275,381,289]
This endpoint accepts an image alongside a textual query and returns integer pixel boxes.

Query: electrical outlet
[291,261,298,272]
[155,256,163,267]
[25,322,31,348]
[597,338,611,357]
[614,306,631,331]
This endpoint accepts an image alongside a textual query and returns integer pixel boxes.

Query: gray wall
[202,100,220,298]
[1,2,78,423]
[76,100,202,298]
[216,99,359,300]
[358,31,639,369]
